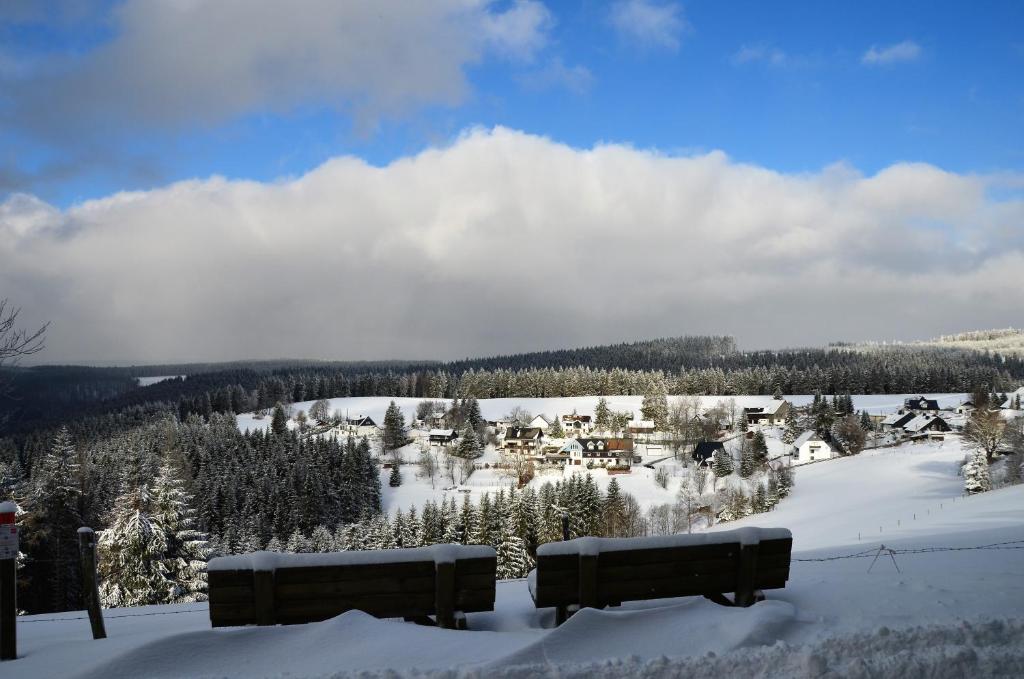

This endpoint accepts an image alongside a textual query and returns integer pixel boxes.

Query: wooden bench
[527,527,792,624]
[208,544,496,629]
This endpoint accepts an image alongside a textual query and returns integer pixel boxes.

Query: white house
[627,419,656,439]
[428,428,458,447]
[560,413,594,437]
[791,431,836,465]
[564,437,634,467]
[529,414,552,431]
[343,416,379,438]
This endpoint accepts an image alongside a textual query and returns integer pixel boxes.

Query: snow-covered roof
[628,419,655,428]
[537,527,793,557]
[903,414,947,433]
[428,428,455,437]
[210,544,496,572]
[792,431,827,448]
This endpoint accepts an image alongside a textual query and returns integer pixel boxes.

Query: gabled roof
[627,419,655,429]
[347,416,376,427]
[428,428,456,439]
[692,441,725,463]
[905,396,940,410]
[505,427,543,441]
[903,414,950,433]
[884,412,916,428]
[793,430,828,449]
[561,414,592,422]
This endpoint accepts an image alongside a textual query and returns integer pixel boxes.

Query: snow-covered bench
[208,544,497,629]
[527,527,792,624]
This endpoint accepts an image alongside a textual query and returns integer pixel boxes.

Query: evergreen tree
[151,462,210,603]
[382,401,408,454]
[738,439,756,478]
[455,422,482,459]
[963,450,991,495]
[782,406,800,445]
[271,403,289,437]
[285,529,312,553]
[641,379,670,430]
[311,525,335,552]
[602,478,627,537]
[388,463,402,488]
[547,417,565,438]
[23,427,82,612]
[751,431,768,466]
[712,446,734,479]
[594,397,611,430]
[98,483,171,607]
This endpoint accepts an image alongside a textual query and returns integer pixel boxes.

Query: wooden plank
[209,602,257,626]
[734,543,758,607]
[273,561,436,584]
[274,594,436,620]
[453,572,496,590]
[757,538,793,555]
[435,560,456,629]
[596,543,739,567]
[253,570,276,626]
[208,570,255,588]
[597,574,738,602]
[754,568,791,589]
[208,584,256,604]
[597,558,738,580]
[454,557,498,575]
[275,576,434,600]
[535,569,579,587]
[454,589,496,611]
[533,586,578,608]
[578,554,598,609]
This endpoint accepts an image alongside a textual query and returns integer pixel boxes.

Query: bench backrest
[531,527,792,608]
[208,544,497,627]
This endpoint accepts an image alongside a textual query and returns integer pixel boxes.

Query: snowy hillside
[17,437,1024,678]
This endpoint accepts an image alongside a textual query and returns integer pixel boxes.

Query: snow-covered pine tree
[382,401,408,455]
[285,529,312,553]
[389,463,402,487]
[782,406,800,445]
[738,439,755,478]
[594,397,611,430]
[271,403,289,437]
[98,483,171,607]
[151,461,210,603]
[403,507,423,548]
[765,474,780,510]
[963,450,991,495]
[23,426,82,612]
[440,497,459,544]
[602,478,627,537]
[752,483,767,514]
[310,525,335,552]
[641,378,670,430]
[456,422,482,459]
[495,513,531,579]
[458,494,478,544]
[265,536,284,552]
[712,445,734,479]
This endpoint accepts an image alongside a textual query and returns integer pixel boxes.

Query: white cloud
[519,57,595,94]
[480,0,554,61]
[4,0,555,135]
[609,0,688,52]
[1,128,1021,363]
[732,44,787,66]
[862,40,922,65]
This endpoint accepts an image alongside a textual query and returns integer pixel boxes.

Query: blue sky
[2,1,1024,362]
[2,0,1022,208]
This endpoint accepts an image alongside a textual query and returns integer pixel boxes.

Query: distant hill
[916,328,1024,357]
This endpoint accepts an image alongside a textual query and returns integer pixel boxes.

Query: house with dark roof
[692,441,726,467]
[881,411,916,431]
[904,396,940,412]
[502,427,544,454]
[428,429,458,446]
[565,437,635,466]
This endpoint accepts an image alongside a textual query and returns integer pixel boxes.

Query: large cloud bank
[2,128,1022,363]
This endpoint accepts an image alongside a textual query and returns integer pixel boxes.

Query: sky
[1,0,1023,364]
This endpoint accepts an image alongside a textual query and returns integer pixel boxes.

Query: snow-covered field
[17,437,1024,678]
[136,374,184,387]
[235,393,968,434]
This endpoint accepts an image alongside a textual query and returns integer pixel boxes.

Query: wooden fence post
[0,501,18,661]
[77,528,106,640]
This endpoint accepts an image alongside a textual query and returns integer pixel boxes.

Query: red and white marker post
[0,500,17,661]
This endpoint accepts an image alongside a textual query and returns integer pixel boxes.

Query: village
[275,387,1024,490]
